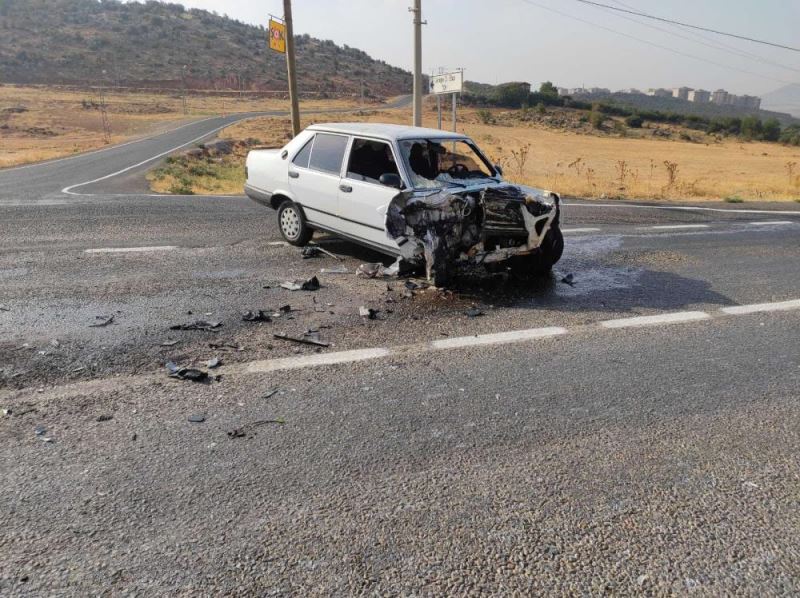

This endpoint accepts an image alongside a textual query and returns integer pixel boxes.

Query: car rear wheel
[277,200,313,246]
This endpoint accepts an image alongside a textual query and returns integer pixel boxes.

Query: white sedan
[245,123,562,285]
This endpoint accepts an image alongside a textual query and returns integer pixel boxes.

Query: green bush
[590,111,604,129]
[624,114,643,128]
[476,108,494,124]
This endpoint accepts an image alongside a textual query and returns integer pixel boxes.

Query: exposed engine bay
[386,184,561,281]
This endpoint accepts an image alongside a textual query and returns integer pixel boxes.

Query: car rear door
[338,137,404,252]
[288,132,348,230]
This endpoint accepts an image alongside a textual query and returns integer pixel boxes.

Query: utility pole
[409,0,424,127]
[181,65,188,115]
[283,0,301,136]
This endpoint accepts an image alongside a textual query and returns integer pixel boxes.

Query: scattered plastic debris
[50,339,61,348]
[273,332,330,348]
[320,265,349,274]
[356,263,393,278]
[560,273,576,286]
[262,389,279,400]
[227,418,285,439]
[359,306,379,320]
[281,276,320,291]
[0,305,10,312]
[96,415,113,422]
[166,361,211,383]
[207,357,222,369]
[170,320,222,332]
[34,425,46,436]
[89,315,115,328]
[2,408,11,417]
[242,310,271,323]
[160,340,180,347]
[188,414,206,423]
[465,307,485,318]
[301,246,322,259]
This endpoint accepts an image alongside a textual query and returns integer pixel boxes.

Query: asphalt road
[1,109,799,595]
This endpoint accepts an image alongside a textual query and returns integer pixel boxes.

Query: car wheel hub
[281,207,300,239]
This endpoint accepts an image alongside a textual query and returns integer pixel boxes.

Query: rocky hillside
[0,0,413,97]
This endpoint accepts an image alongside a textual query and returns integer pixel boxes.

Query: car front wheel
[277,200,313,246]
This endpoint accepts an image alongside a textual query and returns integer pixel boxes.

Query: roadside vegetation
[155,104,800,202]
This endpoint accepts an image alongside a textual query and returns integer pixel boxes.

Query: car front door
[288,132,348,230]
[338,137,405,252]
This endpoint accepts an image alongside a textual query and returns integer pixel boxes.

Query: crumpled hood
[386,182,560,280]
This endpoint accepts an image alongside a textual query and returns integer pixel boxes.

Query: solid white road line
[720,299,800,315]
[563,227,602,233]
[430,327,567,350]
[246,348,391,373]
[600,311,710,329]
[563,202,800,216]
[647,224,710,230]
[747,220,794,226]
[0,117,218,173]
[85,246,178,254]
[61,119,257,196]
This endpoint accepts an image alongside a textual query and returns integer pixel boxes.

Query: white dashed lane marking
[241,300,799,374]
[747,221,794,226]
[645,224,710,230]
[85,246,178,254]
[720,299,800,315]
[600,311,711,329]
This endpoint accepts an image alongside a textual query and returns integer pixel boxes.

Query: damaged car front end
[387,182,563,287]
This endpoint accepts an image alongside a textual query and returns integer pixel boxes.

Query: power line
[572,0,800,53]
[598,0,800,75]
[517,0,794,85]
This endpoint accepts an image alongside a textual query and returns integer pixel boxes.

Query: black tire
[277,200,313,246]
[540,225,564,269]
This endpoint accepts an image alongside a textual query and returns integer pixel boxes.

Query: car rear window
[309,133,348,174]
[292,137,314,168]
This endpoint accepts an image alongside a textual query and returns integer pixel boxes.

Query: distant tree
[625,114,643,128]
[740,115,763,140]
[762,118,781,142]
[539,81,558,97]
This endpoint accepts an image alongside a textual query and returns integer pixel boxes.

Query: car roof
[307,122,468,142]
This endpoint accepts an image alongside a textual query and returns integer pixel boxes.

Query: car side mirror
[379,173,403,189]
[494,164,504,176]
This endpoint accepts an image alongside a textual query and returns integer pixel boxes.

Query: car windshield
[399,138,498,189]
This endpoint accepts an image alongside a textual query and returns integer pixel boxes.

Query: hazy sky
[149,0,799,95]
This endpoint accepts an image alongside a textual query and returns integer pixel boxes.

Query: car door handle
[289,171,300,179]
[339,184,353,193]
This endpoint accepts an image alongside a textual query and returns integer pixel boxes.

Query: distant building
[557,87,571,97]
[672,87,693,100]
[733,95,761,110]
[621,88,644,95]
[647,88,672,97]
[587,87,610,95]
[688,89,710,103]
[711,89,730,105]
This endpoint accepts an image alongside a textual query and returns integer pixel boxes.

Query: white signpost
[430,69,463,132]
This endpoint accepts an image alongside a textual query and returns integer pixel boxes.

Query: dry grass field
[157,103,800,201]
[0,85,361,168]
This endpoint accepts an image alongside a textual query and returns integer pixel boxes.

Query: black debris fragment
[0,305,10,311]
[242,310,272,323]
[188,414,206,423]
[301,246,322,259]
[262,389,279,400]
[465,307,485,318]
[207,357,222,369]
[170,320,222,332]
[273,332,330,348]
[280,276,320,291]
[209,342,243,351]
[96,415,113,422]
[560,273,576,286]
[227,418,285,439]
[166,361,211,383]
[359,306,379,320]
[89,315,115,328]
[2,408,11,417]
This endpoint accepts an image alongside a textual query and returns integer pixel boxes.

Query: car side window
[308,133,348,175]
[347,138,400,185]
[292,136,314,168]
